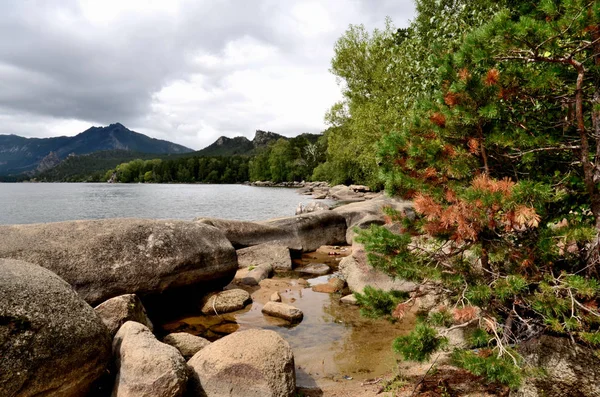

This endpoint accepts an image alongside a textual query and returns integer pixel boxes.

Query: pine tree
[357,0,600,388]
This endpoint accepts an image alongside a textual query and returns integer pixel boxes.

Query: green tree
[358,0,600,387]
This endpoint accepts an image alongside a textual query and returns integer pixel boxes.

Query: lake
[0,183,323,225]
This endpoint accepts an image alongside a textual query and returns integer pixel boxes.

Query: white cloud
[0,0,415,150]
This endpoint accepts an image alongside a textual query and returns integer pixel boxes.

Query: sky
[0,0,415,150]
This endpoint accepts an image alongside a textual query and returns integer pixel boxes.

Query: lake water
[0,183,323,225]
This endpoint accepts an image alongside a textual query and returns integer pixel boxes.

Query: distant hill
[196,130,320,157]
[0,123,193,175]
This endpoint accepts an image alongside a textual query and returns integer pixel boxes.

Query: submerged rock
[94,293,153,337]
[262,301,304,323]
[296,263,330,276]
[237,244,292,270]
[0,259,111,397]
[0,219,238,305]
[163,332,211,360]
[188,329,296,397]
[311,277,345,294]
[200,289,252,315]
[112,321,188,397]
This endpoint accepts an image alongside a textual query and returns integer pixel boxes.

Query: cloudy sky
[0,0,415,150]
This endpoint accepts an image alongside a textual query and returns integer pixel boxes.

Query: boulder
[241,264,273,286]
[112,321,188,397]
[188,329,296,397]
[311,277,345,293]
[511,336,600,397]
[163,333,211,360]
[340,244,418,294]
[200,289,252,315]
[262,301,304,323]
[295,263,330,276]
[198,212,347,253]
[236,244,292,270]
[334,196,413,244]
[94,294,153,337]
[295,201,330,215]
[329,185,365,202]
[262,211,347,252]
[196,218,302,250]
[0,219,238,305]
[0,259,111,397]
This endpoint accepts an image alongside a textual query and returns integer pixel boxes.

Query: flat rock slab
[188,329,296,397]
[162,333,211,360]
[200,289,252,315]
[0,259,111,397]
[94,293,153,337]
[262,301,304,323]
[112,322,188,397]
[0,219,238,305]
[236,243,292,270]
[296,263,330,276]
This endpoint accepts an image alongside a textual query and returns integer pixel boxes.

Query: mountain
[0,123,193,175]
[195,130,320,157]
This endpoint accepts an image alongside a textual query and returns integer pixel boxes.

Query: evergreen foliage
[349,0,600,388]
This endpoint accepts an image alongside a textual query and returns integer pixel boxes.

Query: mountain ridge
[0,123,193,175]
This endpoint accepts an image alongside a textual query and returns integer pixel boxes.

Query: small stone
[262,301,304,323]
[297,278,309,286]
[162,333,211,360]
[241,264,273,286]
[271,291,282,302]
[94,293,153,337]
[200,289,251,315]
[340,294,358,305]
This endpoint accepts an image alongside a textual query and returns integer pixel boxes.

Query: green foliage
[452,350,523,389]
[354,286,409,320]
[344,0,600,389]
[393,323,448,362]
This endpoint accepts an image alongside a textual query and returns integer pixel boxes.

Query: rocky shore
[0,188,595,397]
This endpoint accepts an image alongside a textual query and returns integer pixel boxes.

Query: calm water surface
[0,183,323,225]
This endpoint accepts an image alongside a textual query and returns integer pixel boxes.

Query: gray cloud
[0,0,414,149]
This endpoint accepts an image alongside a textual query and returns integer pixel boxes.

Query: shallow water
[159,251,415,389]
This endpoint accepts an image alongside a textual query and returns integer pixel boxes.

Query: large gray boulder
[112,321,188,397]
[195,218,301,250]
[236,244,292,270]
[198,211,347,253]
[0,219,238,305]
[511,336,600,397]
[340,244,417,294]
[261,211,347,252]
[94,294,153,337]
[334,196,413,244]
[188,329,296,397]
[0,259,111,397]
